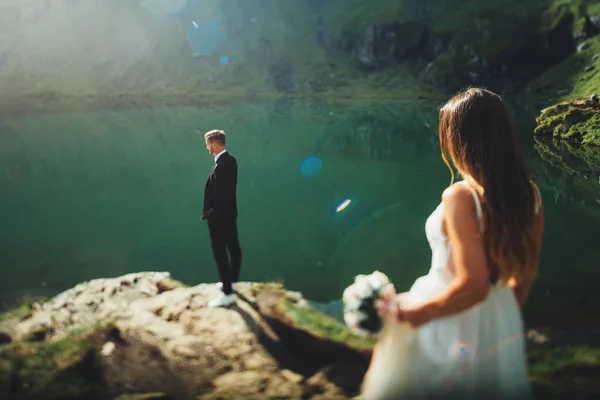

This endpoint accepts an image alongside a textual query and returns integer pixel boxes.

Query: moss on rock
[0,325,113,400]
[0,298,47,323]
[283,298,377,352]
[535,97,600,145]
[522,1,600,101]
[254,286,375,366]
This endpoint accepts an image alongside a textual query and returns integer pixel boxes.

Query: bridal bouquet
[343,270,393,334]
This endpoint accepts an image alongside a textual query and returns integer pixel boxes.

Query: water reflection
[0,100,598,328]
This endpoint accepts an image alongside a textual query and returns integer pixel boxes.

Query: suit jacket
[203,151,238,222]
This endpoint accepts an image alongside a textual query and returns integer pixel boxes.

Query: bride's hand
[375,284,397,318]
[396,303,434,327]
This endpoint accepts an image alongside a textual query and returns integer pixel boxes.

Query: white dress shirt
[214,149,227,162]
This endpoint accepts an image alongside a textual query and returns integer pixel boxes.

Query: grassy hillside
[522,1,600,102]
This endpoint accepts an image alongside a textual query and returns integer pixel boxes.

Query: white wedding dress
[361,181,539,400]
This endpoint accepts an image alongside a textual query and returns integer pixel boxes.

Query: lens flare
[300,155,322,177]
[188,19,224,56]
[457,342,470,357]
[336,199,352,213]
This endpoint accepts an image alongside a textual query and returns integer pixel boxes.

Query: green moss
[528,346,600,399]
[533,98,600,188]
[534,99,600,146]
[529,346,600,373]
[523,1,600,102]
[0,325,110,399]
[534,138,600,175]
[0,297,47,323]
[580,112,600,145]
[283,298,376,350]
[534,138,578,175]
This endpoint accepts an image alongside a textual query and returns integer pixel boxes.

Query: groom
[202,129,242,308]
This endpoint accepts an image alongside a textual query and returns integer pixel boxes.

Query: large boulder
[534,97,600,146]
[0,272,374,400]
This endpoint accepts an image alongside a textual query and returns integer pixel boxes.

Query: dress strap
[461,181,484,233]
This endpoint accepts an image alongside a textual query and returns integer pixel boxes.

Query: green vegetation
[529,346,600,399]
[534,99,600,146]
[525,1,600,102]
[0,297,47,323]
[0,325,111,400]
[533,98,600,181]
[253,283,377,351]
[534,137,600,175]
[283,297,377,350]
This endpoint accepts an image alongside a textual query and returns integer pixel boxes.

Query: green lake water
[1,99,599,329]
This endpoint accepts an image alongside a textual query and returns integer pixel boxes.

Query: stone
[101,341,116,357]
[14,310,53,341]
[263,374,304,398]
[211,371,268,396]
[281,368,305,384]
[578,42,590,52]
[0,273,372,399]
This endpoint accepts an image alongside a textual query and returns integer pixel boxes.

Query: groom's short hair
[204,129,226,145]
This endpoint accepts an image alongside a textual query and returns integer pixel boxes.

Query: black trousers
[208,217,242,295]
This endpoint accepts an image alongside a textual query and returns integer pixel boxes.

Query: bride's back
[437,88,544,301]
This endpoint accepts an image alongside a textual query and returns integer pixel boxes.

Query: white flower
[344,311,360,328]
[342,271,396,334]
[344,296,362,312]
[342,284,357,300]
[344,311,367,328]
[353,278,374,299]
[343,285,361,309]
[365,271,390,293]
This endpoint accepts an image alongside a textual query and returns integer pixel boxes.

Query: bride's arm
[401,185,490,324]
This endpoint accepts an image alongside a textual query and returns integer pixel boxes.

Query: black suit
[202,151,241,295]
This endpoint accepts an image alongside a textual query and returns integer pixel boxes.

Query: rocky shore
[0,272,375,400]
[0,272,599,399]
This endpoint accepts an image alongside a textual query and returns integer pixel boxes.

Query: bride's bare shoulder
[441,182,472,205]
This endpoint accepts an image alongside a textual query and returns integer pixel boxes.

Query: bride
[361,88,545,400]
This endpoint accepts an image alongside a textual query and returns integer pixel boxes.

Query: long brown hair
[439,87,540,283]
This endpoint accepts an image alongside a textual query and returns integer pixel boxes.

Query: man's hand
[201,208,215,222]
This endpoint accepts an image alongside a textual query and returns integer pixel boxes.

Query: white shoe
[208,293,236,308]
[216,282,237,291]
